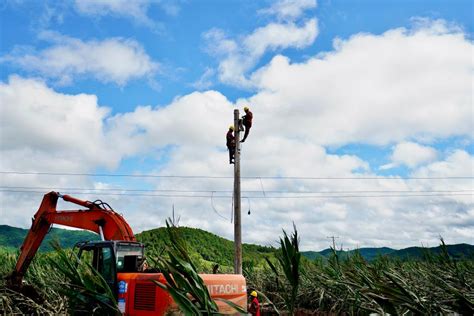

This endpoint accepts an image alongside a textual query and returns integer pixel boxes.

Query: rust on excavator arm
[7,191,135,287]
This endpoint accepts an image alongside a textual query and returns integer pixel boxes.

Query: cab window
[99,247,114,283]
[116,244,144,272]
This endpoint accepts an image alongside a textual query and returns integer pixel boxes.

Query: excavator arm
[8,191,136,287]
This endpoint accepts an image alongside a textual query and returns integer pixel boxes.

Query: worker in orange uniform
[240,106,253,143]
[226,125,235,164]
[248,290,260,316]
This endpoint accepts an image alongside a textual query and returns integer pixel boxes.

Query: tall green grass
[265,225,301,315]
[0,244,118,315]
[149,220,246,315]
[150,220,220,314]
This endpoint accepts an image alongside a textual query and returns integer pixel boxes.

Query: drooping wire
[210,191,228,220]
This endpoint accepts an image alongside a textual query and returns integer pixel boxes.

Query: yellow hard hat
[250,290,257,297]
[229,125,234,130]
[244,106,249,111]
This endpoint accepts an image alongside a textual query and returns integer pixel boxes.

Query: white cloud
[74,0,154,27]
[259,0,317,21]
[203,3,318,88]
[0,75,116,228]
[245,19,318,55]
[191,67,216,90]
[0,76,113,170]
[413,150,474,179]
[381,142,438,169]
[73,0,182,29]
[1,32,159,86]
[248,19,472,146]
[3,0,68,28]
[104,90,234,152]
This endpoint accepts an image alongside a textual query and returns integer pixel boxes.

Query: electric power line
[0,188,471,199]
[1,171,472,180]
[0,185,472,195]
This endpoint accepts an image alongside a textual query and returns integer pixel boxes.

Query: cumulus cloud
[381,142,437,169]
[248,19,472,146]
[413,150,474,179]
[73,0,182,29]
[0,76,115,227]
[203,3,318,87]
[74,0,153,27]
[259,0,317,21]
[1,32,159,86]
[0,76,112,170]
[2,0,68,28]
[191,67,216,90]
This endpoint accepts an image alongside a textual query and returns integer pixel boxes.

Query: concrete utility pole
[233,109,242,274]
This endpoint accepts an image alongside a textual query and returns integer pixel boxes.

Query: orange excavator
[8,191,247,315]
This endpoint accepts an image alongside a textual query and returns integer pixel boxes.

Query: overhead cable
[0,189,471,199]
[0,186,471,195]
[0,171,472,180]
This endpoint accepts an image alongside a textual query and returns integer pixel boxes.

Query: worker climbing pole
[226,125,235,164]
[240,106,253,143]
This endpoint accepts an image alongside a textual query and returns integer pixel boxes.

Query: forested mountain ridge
[301,244,474,261]
[1,225,472,265]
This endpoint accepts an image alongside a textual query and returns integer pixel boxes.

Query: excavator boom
[9,191,135,286]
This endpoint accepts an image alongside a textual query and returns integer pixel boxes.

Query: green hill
[302,247,395,261]
[299,251,326,261]
[0,225,99,252]
[302,245,474,261]
[136,227,276,271]
[390,243,474,260]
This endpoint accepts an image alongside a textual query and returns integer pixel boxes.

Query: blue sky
[0,0,472,250]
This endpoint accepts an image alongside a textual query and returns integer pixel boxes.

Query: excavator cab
[75,240,145,293]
